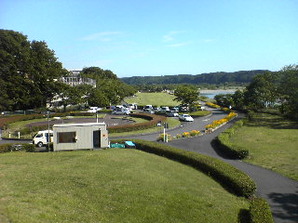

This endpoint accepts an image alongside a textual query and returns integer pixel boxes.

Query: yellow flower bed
[205,102,221,108]
[182,132,191,137]
[205,112,237,130]
[190,130,201,136]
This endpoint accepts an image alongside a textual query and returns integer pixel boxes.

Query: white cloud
[81,32,122,41]
[162,31,185,42]
[167,42,191,48]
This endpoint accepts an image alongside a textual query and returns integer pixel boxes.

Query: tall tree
[0,29,67,110]
[278,65,298,119]
[81,67,136,106]
[174,85,199,106]
[244,72,279,110]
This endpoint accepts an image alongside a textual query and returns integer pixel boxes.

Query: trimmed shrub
[216,120,249,159]
[0,143,36,153]
[249,198,274,223]
[22,143,36,152]
[0,144,13,153]
[116,139,256,197]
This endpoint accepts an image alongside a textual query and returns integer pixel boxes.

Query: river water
[200,89,236,99]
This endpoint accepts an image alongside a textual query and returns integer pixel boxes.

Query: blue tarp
[110,143,125,148]
[124,141,136,147]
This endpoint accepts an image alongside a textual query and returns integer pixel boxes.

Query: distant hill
[121,70,269,85]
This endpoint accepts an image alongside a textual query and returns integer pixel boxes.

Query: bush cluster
[216,120,249,159]
[249,198,274,223]
[0,143,36,153]
[108,113,166,133]
[127,139,256,197]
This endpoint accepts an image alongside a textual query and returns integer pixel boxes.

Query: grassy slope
[0,149,248,223]
[229,113,298,181]
[125,92,179,107]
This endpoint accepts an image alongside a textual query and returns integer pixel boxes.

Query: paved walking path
[126,111,298,223]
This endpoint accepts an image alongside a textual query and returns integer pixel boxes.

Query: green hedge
[108,113,166,133]
[216,120,249,159]
[112,139,256,198]
[249,198,274,223]
[0,143,36,153]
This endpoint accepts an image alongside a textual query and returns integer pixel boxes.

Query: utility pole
[47,111,50,150]
[163,122,169,142]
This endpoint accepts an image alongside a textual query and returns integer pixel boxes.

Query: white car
[179,114,194,122]
[112,108,130,115]
[166,111,179,117]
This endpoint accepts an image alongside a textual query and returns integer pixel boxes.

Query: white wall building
[53,122,109,151]
[60,70,96,88]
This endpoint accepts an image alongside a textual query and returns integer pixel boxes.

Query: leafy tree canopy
[80,67,136,107]
[0,29,67,111]
[219,65,298,119]
[174,85,199,106]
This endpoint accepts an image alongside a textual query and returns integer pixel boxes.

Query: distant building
[60,70,96,88]
[47,70,96,110]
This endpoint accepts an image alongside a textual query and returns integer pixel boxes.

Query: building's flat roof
[53,122,106,128]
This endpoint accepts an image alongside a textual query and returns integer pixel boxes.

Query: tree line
[214,66,298,120]
[0,29,136,111]
[121,70,268,86]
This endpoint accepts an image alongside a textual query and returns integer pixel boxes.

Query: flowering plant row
[205,102,221,109]
[158,130,201,141]
[205,112,237,130]
[205,102,230,112]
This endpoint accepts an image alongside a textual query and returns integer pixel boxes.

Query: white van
[32,130,53,147]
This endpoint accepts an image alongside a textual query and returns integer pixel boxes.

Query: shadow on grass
[268,191,298,222]
[247,114,298,129]
[238,209,250,223]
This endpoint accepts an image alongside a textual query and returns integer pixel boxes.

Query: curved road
[125,110,298,223]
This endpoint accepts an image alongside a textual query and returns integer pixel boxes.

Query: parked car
[160,106,170,113]
[143,105,153,110]
[179,114,194,122]
[128,103,138,110]
[143,108,155,114]
[87,107,102,113]
[112,107,130,115]
[166,111,179,117]
[32,130,53,147]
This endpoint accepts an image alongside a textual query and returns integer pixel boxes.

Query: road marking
[202,119,210,122]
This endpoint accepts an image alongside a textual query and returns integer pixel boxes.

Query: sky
[1,0,298,77]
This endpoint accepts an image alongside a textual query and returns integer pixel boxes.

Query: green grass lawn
[125,92,179,107]
[0,149,248,223]
[229,113,298,181]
